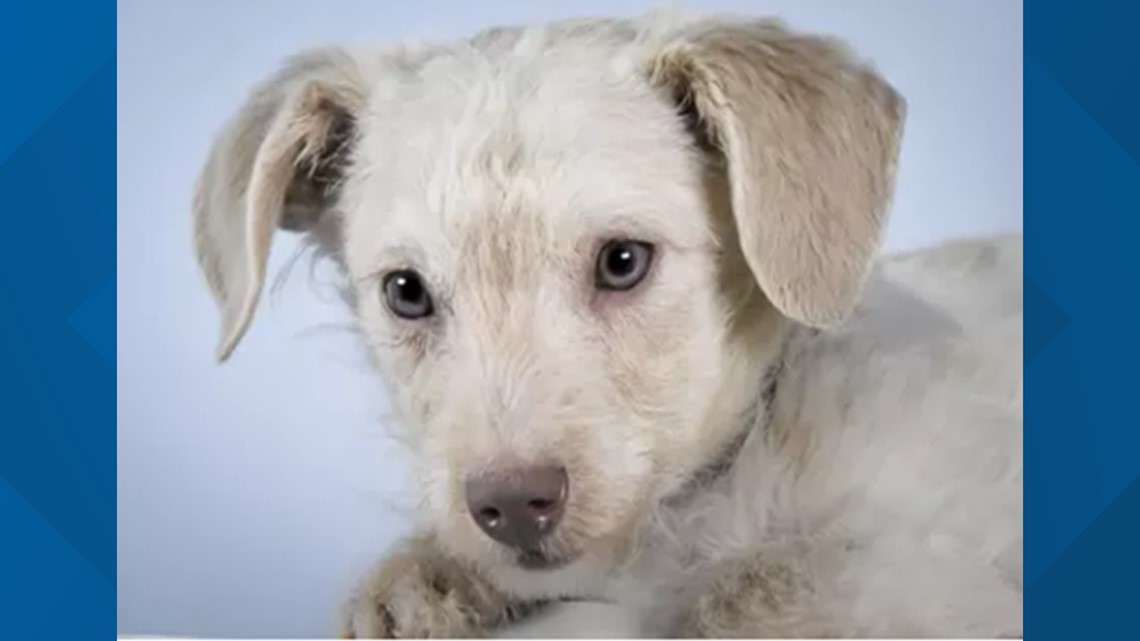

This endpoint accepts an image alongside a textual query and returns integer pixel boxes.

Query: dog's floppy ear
[194,49,367,361]
[650,20,906,327]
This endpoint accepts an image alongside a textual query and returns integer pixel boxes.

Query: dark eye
[595,240,654,291]
[382,270,434,319]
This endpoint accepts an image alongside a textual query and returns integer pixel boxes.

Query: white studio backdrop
[117,1,1023,637]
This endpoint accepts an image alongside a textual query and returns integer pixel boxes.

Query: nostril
[478,506,502,525]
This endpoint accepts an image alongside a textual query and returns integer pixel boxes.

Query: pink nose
[464,465,568,550]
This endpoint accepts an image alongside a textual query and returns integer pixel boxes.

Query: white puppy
[193,9,1022,638]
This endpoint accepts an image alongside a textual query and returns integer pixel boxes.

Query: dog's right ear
[193,49,368,362]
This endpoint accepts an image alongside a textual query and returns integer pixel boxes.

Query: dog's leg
[671,541,926,638]
[340,535,540,638]
[674,541,1021,638]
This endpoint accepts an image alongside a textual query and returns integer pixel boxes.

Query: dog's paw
[339,540,512,638]
[674,552,825,638]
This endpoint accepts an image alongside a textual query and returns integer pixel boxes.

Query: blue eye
[382,270,434,319]
[595,240,654,291]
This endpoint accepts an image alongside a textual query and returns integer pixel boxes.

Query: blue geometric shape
[0,3,112,167]
[0,0,115,632]
[1024,326,1140,585]
[1026,1,1140,637]
[1024,278,1069,362]
[0,475,114,640]
[69,278,116,365]
[1027,475,1140,640]
[1024,51,1140,581]
[1027,0,1140,168]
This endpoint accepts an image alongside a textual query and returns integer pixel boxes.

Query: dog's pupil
[608,246,635,275]
[397,275,423,302]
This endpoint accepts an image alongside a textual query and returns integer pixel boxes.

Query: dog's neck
[666,329,796,504]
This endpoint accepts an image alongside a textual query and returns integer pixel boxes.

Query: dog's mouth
[516,548,575,571]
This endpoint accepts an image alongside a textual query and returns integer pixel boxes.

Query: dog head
[193,13,904,584]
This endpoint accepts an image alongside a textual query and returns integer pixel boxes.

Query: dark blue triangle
[1025,278,1070,362]
[69,278,115,366]
[1028,474,1140,640]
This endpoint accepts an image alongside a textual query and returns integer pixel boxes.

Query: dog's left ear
[649,19,906,328]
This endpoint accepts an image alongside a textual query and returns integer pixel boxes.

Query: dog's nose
[465,465,568,550]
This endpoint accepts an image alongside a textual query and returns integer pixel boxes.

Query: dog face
[193,14,904,578]
[341,43,776,572]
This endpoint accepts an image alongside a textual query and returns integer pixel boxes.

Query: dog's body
[344,235,1024,639]
[591,235,1023,638]
[192,10,1022,638]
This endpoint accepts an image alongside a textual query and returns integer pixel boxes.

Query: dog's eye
[595,240,654,291]
[382,270,434,319]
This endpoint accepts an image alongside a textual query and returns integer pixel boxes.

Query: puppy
[193,9,1022,638]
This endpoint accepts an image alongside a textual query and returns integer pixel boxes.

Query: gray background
[117,1,1023,636]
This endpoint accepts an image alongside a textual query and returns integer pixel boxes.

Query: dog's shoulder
[771,234,1023,516]
[824,233,1023,365]
[874,233,1022,329]
[752,236,1023,610]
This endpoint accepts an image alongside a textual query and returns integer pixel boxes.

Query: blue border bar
[0,2,116,639]
[1025,0,1140,638]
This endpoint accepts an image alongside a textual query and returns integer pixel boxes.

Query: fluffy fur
[192,9,1022,638]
